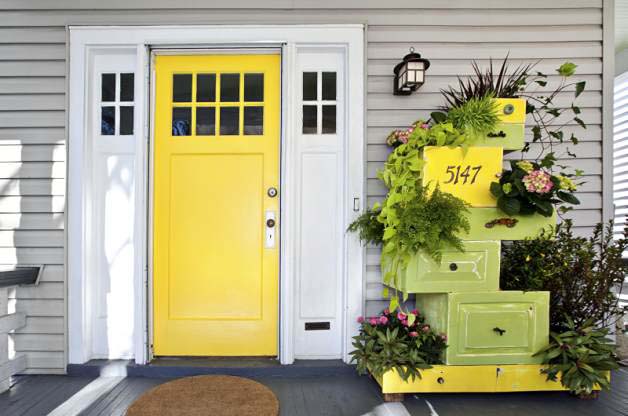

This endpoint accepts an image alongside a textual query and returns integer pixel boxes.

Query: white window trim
[68,25,365,365]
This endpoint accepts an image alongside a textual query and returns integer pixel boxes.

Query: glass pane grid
[302,71,337,135]
[100,72,135,136]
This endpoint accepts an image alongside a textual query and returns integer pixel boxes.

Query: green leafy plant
[385,119,475,149]
[490,159,580,217]
[444,95,499,139]
[501,220,628,332]
[535,318,619,397]
[441,56,533,108]
[350,308,447,381]
[347,207,384,246]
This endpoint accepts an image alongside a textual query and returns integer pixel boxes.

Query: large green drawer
[386,241,500,293]
[476,123,525,151]
[416,291,550,365]
[458,208,556,241]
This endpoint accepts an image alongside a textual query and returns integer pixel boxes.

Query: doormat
[126,375,279,416]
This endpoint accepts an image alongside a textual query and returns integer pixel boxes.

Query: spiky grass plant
[446,95,499,138]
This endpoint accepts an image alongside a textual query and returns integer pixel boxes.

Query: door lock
[265,211,276,249]
[266,218,276,228]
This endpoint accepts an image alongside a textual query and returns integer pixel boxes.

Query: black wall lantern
[393,47,430,96]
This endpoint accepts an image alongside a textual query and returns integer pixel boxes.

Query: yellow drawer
[494,98,526,124]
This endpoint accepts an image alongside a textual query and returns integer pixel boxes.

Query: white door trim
[68,25,365,366]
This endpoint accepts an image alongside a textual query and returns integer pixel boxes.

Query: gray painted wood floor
[0,368,626,416]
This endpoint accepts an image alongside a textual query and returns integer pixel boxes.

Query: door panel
[153,54,280,356]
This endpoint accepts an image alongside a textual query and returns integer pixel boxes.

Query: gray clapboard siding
[0,0,607,373]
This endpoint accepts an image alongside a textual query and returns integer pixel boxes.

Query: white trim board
[68,25,365,366]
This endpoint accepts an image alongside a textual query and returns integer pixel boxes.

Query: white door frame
[68,25,365,366]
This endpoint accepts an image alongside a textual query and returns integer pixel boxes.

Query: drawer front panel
[477,123,525,151]
[494,98,526,124]
[401,241,500,293]
[422,146,502,208]
[459,208,557,241]
[446,292,550,365]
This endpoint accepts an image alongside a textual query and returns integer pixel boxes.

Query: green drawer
[476,123,525,151]
[458,208,556,241]
[387,241,500,293]
[416,291,550,365]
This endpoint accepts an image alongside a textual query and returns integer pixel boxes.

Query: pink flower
[397,312,407,321]
[401,319,408,327]
[440,333,448,341]
[420,123,429,130]
[522,170,554,194]
[369,317,379,326]
[421,324,430,333]
[379,316,389,325]
[409,331,419,337]
[357,316,364,324]
[411,309,418,315]
[383,308,390,315]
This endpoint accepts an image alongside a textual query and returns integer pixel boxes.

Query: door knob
[266,218,276,228]
[267,187,278,198]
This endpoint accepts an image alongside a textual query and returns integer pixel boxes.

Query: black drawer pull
[437,377,445,384]
[493,327,506,336]
[449,263,458,271]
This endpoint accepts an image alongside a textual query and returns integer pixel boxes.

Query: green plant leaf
[430,111,447,124]
[574,117,586,129]
[557,191,580,205]
[557,62,577,77]
[497,197,521,216]
[575,81,585,98]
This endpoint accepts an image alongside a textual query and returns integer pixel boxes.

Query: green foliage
[535,318,619,396]
[441,56,532,108]
[350,308,447,382]
[347,208,384,246]
[557,62,577,77]
[490,160,580,217]
[501,220,628,331]
[446,96,500,139]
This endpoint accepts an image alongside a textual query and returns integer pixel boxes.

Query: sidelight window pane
[101,73,116,102]
[322,105,336,134]
[101,106,115,135]
[322,72,336,101]
[303,72,317,101]
[120,73,134,102]
[302,105,317,134]
[120,106,134,135]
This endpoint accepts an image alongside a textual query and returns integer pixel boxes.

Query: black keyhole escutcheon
[266,219,276,228]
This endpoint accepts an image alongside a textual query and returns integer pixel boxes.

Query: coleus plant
[490,159,580,217]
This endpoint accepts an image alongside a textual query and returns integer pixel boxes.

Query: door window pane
[120,106,134,135]
[120,73,134,102]
[220,107,239,135]
[101,106,115,135]
[196,107,216,135]
[303,72,317,101]
[244,73,264,102]
[322,105,336,134]
[101,73,116,102]
[197,74,216,102]
[220,74,240,102]
[172,107,191,136]
[322,72,336,101]
[244,106,263,135]
[303,105,317,134]
[173,74,192,102]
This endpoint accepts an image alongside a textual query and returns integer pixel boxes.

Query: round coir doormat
[126,375,279,416]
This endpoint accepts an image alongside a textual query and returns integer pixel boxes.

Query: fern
[446,95,499,139]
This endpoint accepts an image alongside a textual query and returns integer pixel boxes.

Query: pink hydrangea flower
[397,312,407,321]
[421,324,430,333]
[379,316,389,325]
[357,316,364,324]
[409,331,419,337]
[522,170,554,194]
[369,317,378,326]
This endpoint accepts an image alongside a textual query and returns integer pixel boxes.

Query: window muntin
[99,72,135,136]
[302,71,337,135]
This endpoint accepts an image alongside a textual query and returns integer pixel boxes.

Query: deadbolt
[503,104,515,115]
[266,218,276,228]
[267,187,278,198]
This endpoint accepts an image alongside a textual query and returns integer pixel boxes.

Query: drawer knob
[503,103,515,115]
[449,263,458,271]
[437,377,445,384]
[493,327,506,336]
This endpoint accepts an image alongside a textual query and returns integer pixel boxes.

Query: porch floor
[1,367,627,416]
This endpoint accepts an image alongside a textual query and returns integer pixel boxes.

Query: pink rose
[369,317,378,326]
[357,316,364,324]
[397,312,407,321]
[421,324,430,333]
[379,316,389,325]
[409,331,419,337]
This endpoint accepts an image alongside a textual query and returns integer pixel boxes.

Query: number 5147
[444,165,482,185]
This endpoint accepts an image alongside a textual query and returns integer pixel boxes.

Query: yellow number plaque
[422,146,502,207]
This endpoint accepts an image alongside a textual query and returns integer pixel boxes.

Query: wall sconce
[393,47,430,96]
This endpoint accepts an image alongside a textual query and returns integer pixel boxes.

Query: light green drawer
[416,291,550,365]
[476,123,525,151]
[387,241,500,294]
[458,208,556,241]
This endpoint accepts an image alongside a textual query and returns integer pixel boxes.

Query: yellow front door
[153,54,280,356]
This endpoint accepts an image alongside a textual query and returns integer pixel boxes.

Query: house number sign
[422,146,502,208]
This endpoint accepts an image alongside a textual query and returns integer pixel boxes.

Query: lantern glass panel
[408,61,425,70]
[408,70,416,83]
[415,71,425,84]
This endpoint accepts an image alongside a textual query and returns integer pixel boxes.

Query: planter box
[373,364,573,394]
[476,122,525,151]
[459,207,556,241]
[385,241,500,294]
[416,291,550,365]
[422,146,502,207]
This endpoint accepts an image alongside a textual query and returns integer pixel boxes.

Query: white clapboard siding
[616,72,628,243]
[0,1,607,373]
